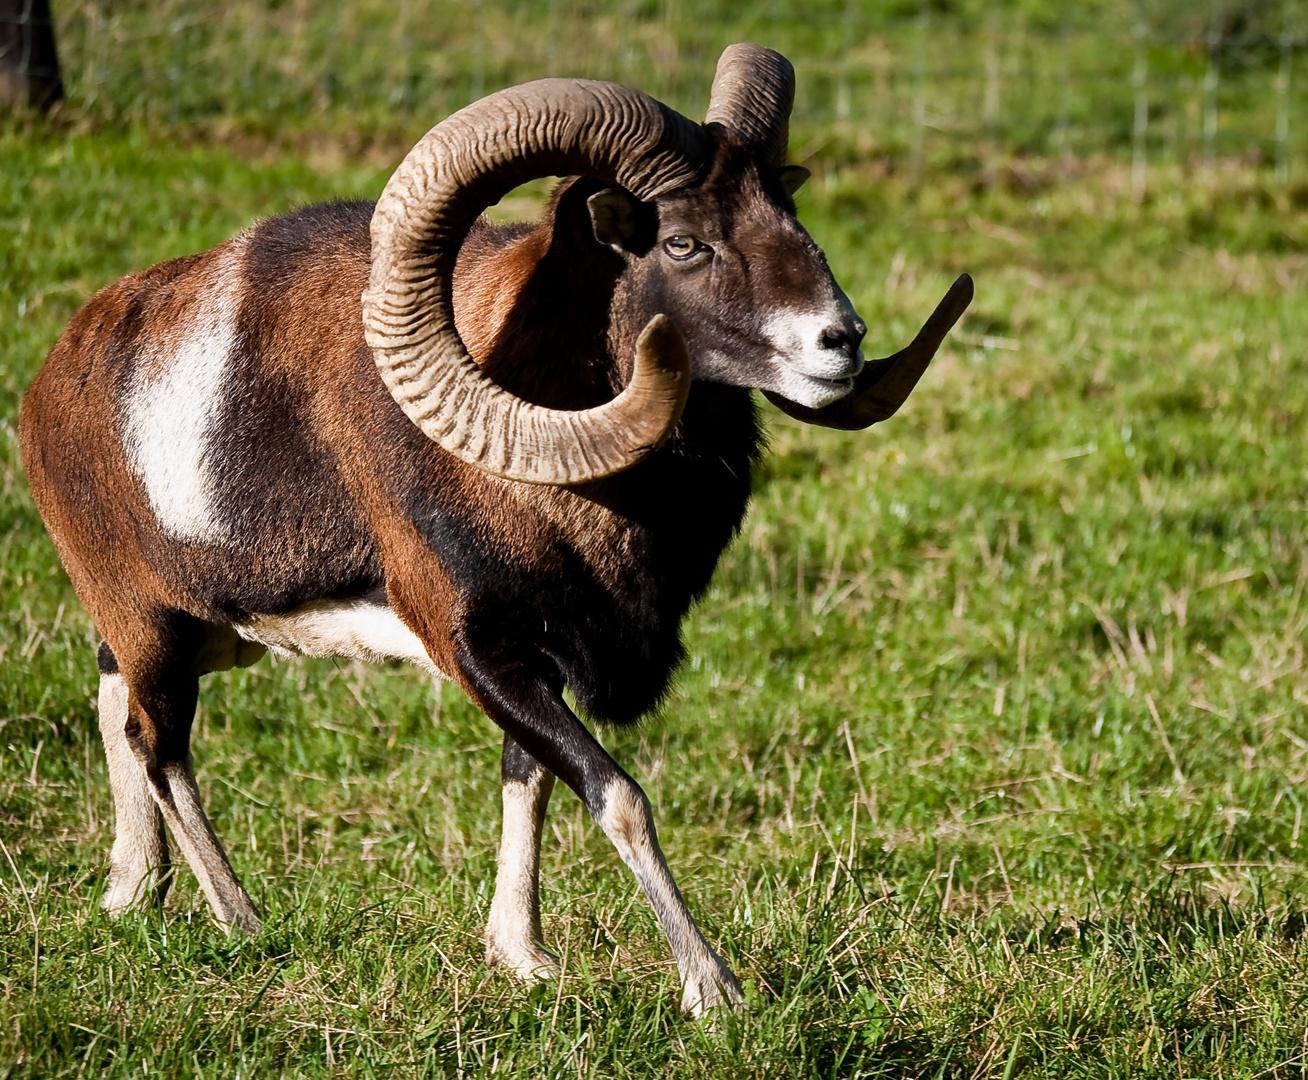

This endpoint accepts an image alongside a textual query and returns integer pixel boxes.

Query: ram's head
[363,43,972,485]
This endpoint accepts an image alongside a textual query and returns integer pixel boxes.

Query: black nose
[821,320,866,359]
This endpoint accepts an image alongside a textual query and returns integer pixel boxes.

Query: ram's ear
[588,187,656,253]
[778,165,810,196]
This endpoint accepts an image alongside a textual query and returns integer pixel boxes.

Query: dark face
[591,139,867,410]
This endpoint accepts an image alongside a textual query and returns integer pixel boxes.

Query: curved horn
[363,79,709,485]
[703,43,795,168]
[764,275,974,430]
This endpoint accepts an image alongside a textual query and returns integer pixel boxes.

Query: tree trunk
[0,0,63,111]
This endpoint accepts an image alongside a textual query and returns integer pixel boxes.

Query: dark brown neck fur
[454,180,627,410]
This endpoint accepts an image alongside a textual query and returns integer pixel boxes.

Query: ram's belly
[195,599,442,675]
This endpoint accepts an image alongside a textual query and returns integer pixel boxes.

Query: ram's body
[21,47,970,1016]
[25,191,756,716]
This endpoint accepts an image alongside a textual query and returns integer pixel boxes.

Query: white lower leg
[150,760,260,934]
[98,673,171,913]
[486,767,559,979]
[597,778,743,1018]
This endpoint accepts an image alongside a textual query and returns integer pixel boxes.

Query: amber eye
[663,235,700,260]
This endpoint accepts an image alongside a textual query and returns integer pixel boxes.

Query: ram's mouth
[772,362,856,409]
[774,343,863,382]
[797,371,855,395]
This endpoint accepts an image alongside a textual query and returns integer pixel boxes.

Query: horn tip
[636,314,691,375]
[944,273,975,322]
[719,41,792,68]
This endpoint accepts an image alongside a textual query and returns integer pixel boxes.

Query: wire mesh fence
[43,1,1308,178]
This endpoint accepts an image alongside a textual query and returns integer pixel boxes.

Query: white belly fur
[230,599,441,672]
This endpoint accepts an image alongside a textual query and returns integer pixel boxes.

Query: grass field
[5,7,1308,1077]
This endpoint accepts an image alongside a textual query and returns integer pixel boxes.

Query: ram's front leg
[460,648,743,1017]
[590,763,744,1016]
[486,734,559,980]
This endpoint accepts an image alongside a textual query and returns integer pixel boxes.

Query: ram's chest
[467,508,746,724]
[409,400,760,726]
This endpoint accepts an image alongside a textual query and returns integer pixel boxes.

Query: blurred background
[13,0,1308,180]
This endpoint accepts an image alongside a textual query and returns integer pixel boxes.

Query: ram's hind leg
[97,642,171,914]
[113,618,260,933]
[485,734,559,980]
[148,753,260,933]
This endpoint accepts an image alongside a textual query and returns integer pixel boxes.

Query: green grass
[5,33,1308,1078]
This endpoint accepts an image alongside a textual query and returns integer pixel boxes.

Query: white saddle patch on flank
[124,245,246,544]
[234,599,440,672]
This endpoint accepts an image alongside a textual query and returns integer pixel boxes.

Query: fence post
[1276,10,1293,183]
[0,0,63,111]
[1203,1,1222,172]
[1052,20,1072,162]
[909,10,928,180]
[982,12,1003,183]
[983,17,1001,137]
[1132,23,1149,201]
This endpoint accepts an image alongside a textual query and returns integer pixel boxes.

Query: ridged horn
[703,43,795,168]
[363,79,709,485]
[764,275,975,430]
